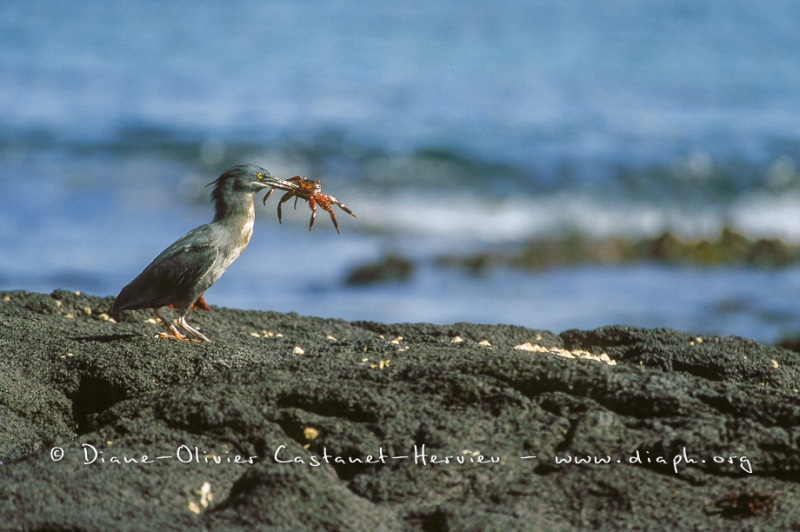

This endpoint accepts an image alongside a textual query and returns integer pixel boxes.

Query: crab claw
[262,176,302,206]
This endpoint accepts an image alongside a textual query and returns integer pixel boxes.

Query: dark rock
[440,226,800,271]
[1,290,799,529]
[345,254,414,285]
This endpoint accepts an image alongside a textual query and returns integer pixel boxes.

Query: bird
[111,164,298,342]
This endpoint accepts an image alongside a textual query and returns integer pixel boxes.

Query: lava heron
[111,164,298,342]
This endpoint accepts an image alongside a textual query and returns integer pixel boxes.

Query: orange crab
[263,176,356,233]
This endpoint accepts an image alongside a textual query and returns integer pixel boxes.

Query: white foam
[730,191,800,242]
[347,191,730,242]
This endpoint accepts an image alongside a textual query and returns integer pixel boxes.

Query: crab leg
[327,209,341,234]
[277,191,296,224]
[308,198,317,231]
[334,201,356,218]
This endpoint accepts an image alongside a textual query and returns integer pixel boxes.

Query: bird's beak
[259,175,300,192]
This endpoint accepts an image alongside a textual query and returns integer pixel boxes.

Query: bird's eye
[257,173,263,179]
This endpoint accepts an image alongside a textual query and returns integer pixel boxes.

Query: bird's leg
[153,308,189,341]
[176,315,211,342]
[169,293,209,312]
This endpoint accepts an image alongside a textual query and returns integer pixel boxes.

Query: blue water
[2,1,800,343]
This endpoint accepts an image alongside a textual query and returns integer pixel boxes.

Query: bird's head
[208,164,290,194]
[207,164,300,219]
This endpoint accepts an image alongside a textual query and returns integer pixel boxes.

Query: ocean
[2,0,800,343]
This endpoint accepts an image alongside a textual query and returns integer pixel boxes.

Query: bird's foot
[177,317,212,342]
[156,332,191,341]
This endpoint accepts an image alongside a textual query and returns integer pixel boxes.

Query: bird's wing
[112,226,219,312]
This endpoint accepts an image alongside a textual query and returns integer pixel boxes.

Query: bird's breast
[241,217,254,246]
[220,205,255,269]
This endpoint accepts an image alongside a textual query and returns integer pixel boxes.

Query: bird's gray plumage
[111,225,218,312]
[111,164,297,341]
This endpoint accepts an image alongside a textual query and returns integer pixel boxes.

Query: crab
[263,176,356,234]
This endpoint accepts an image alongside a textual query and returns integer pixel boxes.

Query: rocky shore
[347,227,800,285]
[1,290,798,529]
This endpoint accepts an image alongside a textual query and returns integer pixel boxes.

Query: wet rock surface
[433,226,800,274]
[1,290,799,529]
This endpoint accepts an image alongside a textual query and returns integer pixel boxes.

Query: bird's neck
[212,193,255,223]
[212,194,257,249]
